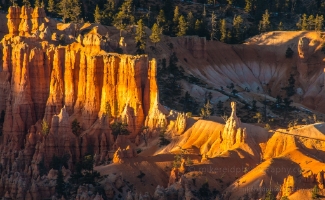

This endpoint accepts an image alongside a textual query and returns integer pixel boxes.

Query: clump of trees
[109,121,130,141]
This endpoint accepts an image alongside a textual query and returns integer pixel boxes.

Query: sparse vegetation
[286,47,294,58]
[71,119,82,137]
[109,121,130,141]
[159,127,170,147]
[41,119,50,136]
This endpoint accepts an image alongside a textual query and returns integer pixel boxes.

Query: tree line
[5,0,325,47]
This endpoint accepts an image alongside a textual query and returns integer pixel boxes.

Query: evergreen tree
[22,0,31,7]
[278,21,284,30]
[220,19,227,42]
[70,0,81,22]
[265,190,275,200]
[94,5,102,24]
[177,15,187,37]
[227,0,233,5]
[259,9,271,32]
[41,119,49,136]
[172,6,180,35]
[233,15,243,42]
[186,11,195,35]
[114,0,135,35]
[109,121,130,141]
[71,119,82,137]
[34,0,40,7]
[58,0,70,22]
[102,0,115,25]
[150,23,161,46]
[163,0,174,21]
[315,15,324,31]
[173,6,180,24]
[55,169,65,198]
[157,10,166,28]
[298,14,308,30]
[210,11,217,40]
[195,19,204,37]
[312,185,319,200]
[135,19,146,54]
[245,0,253,13]
[307,15,315,30]
[47,0,55,14]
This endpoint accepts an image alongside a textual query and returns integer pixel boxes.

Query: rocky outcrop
[278,175,296,198]
[219,102,247,152]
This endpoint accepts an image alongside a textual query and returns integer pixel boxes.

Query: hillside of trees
[6,0,325,44]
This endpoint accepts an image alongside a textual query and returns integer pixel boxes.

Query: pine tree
[312,185,319,200]
[220,19,227,42]
[177,15,187,37]
[245,0,252,13]
[265,190,275,200]
[102,0,115,25]
[259,9,270,32]
[55,169,65,198]
[233,15,243,42]
[278,21,284,30]
[195,19,202,36]
[34,0,40,7]
[150,23,161,46]
[135,19,146,54]
[157,10,166,28]
[204,100,213,118]
[22,0,31,7]
[41,119,49,136]
[114,0,135,35]
[210,11,217,40]
[70,0,81,22]
[94,5,102,23]
[58,0,71,23]
[186,11,195,35]
[315,15,324,31]
[227,0,233,5]
[173,6,179,24]
[47,0,55,14]
[298,14,308,30]
[307,15,315,30]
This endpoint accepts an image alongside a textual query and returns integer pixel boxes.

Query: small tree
[47,0,55,14]
[42,119,50,136]
[177,15,187,37]
[135,19,146,54]
[94,5,102,24]
[34,0,40,7]
[71,119,82,137]
[286,47,294,58]
[199,181,212,199]
[312,185,319,199]
[253,112,263,123]
[55,169,65,198]
[159,127,170,146]
[259,10,271,32]
[265,190,275,200]
[109,121,130,141]
[113,0,135,35]
[150,23,161,46]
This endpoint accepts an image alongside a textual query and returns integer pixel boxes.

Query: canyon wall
[0,6,164,199]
